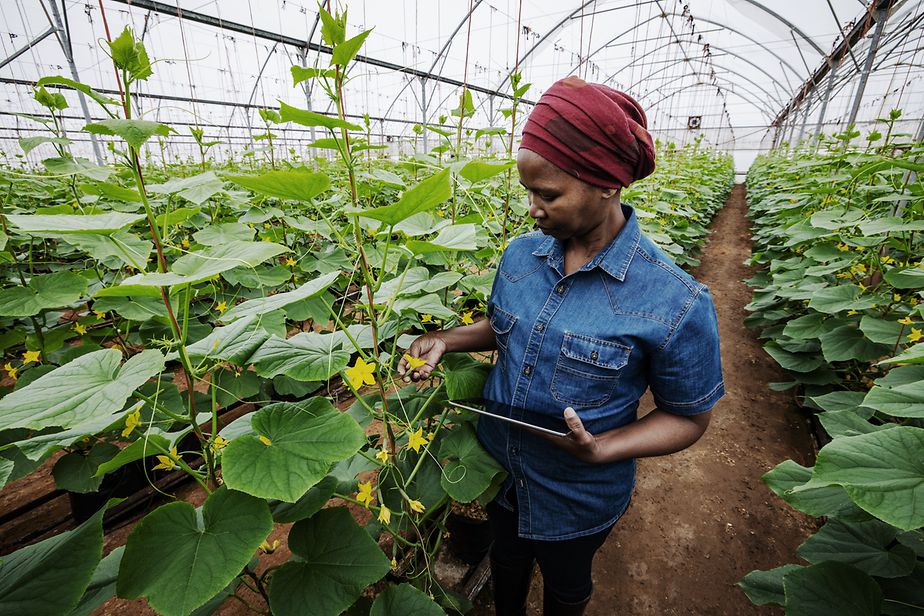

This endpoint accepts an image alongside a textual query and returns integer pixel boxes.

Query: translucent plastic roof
[2,1,922,170]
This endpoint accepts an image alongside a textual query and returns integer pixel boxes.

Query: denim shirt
[478,204,724,540]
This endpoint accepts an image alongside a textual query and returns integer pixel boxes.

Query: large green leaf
[762,459,867,520]
[79,181,142,203]
[884,268,924,290]
[762,343,823,373]
[392,293,455,320]
[782,313,834,340]
[439,422,506,502]
[0,499,115,616]
[6,212,144,234]
[370,583,446,616]
[53,442,120,493]
[115,241,287,289]
[269,475,338,523]
[68,546,123,616]
[184,312,281,365]
[820,326,891,363]
[249,333,351,382]
[737,564,802,607]
[861,381,924,418]
[146,171,225,205]
[860,316,905,345]
[83,119,174,149]
[279,101,362,131]
[0,349,165,432]
[808,391,870,413]
[783,561,882,616]
[443,353,492,400]
[226,170,330,202]
[331,29,373,66]
[42,156,112,181]
[357,168,452,226]
[19,136,73,155]
[879,342,924,365]
[809,285,880,314]
[192,222,254,246]
[818,410,889,438]
[61,231,152,270]
[117,487,272,616]
[797,518,916,578]
[797,427,924,530]
[36,75,118,109]
[0,271,87,317]
[458,159,515,183]
[221,271,339,322]
[268,507,391,616]
[406,223,478,254]
[221,399,365,502]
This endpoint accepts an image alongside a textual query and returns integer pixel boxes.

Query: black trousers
[487,492,615,603]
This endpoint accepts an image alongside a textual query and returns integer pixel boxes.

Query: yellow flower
[882,255,894,265]
[858,282,866,292]
[836,242,850,252]
[375,448,389,464]
[258,435,272,446]
[210,435,229,453]
[357,480,374,508]
[847,310,858,316]
[460,311,474,325]
[94,310,106,320]
[420,313,433,323]
[403,354,427,370]
[378,505,391,525]
[286,257,297,267]
[391,557,398,571]
[408,499,425,514]
[427,431,435,442]
[73,323,87,336]
[898,317,914,325]
[4,362,18,381]
[122,408,141,437]
[345,357,376,389]
[912,298,920,306]
[835,272,851,279]
[152,447,179,471]
[407,427,428,454]
[909,328,923,343]
[216,301,227,314]
[259,539,280,554]
[263,222,272,229]
[894,294,902,303]
[181,238,190,249]
[22,350,41,364]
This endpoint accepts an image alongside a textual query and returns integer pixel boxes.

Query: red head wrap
[519,76,656,189]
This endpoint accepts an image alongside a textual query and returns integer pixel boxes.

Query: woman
[399,76,724,616]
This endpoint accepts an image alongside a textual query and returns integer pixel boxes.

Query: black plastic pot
[446,511,493,566]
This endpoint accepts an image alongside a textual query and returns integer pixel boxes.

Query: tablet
[449,401,570,438]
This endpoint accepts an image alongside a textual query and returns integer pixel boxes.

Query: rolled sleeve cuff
[653,380,725,416]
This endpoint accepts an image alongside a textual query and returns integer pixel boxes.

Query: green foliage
[742,129,924,613]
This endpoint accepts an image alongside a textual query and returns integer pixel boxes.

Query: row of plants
[738,118,924,615]
[0,12,733,616]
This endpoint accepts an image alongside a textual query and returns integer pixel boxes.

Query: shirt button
[591,351,599,361]
[555,284,565,294]
[535,323,545,332]
[511,447,519,455]
[523,365,532,376]
[518,479,525,487]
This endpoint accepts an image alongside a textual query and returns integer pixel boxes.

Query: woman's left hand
[531,407,603,464]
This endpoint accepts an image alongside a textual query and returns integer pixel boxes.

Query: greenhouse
[0,0,922,615]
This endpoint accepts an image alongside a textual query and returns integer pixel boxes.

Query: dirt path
[508,184,819,615]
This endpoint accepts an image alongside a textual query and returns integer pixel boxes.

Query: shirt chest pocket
[489,305,517,373]
[551,333,631,408]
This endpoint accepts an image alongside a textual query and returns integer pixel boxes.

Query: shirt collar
[531,204,640,281]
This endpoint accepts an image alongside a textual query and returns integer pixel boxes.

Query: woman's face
[517,148,615,242]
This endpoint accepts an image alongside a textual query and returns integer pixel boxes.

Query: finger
[563,407,588,439]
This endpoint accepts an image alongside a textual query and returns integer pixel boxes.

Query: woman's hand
[557,407,603,463]
[398,333,448,383]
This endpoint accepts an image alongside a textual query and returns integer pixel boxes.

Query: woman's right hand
[398,333,448,382]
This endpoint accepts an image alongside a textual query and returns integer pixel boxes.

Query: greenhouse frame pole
[812,57,840,149]
[846,9,889,129]
[44,0,103,164]
[796,88,814,145]
[420,77,429,153]
[0,27,55,71]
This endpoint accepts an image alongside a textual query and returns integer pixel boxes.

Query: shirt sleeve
[647,285,724,415]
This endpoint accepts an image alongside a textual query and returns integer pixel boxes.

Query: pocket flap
[489,305,517,335]
[561,333,630,369]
